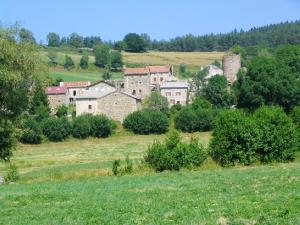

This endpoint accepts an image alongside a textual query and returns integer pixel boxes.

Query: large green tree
[0,31,39,161]
[80,52,89,69]
[110,50,123,70]
[235,56,300,111]
[47,32,60,47]
[123,33,146,53]
[19,28,36,44]
[94,44,110,68]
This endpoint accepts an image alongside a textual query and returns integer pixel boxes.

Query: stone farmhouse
[59,81,91,102]
[160,81,189,106]
[45,86,69,112]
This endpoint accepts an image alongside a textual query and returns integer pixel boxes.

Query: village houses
[46,86,69,112]
[160,81,189,106]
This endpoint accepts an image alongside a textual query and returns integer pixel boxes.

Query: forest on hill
[43,20,300,52]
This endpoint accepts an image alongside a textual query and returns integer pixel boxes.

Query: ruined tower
[222,54,241,85]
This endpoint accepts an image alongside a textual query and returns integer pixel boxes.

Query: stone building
[86,81,116,93]
[45,86,69,112]
[123,67,151,99]
[148,65,174,86]
[59,81,91,102]
[76,90,141,122]
[204,64,223,80]
[160,81,189,106]
[222,54,241,85]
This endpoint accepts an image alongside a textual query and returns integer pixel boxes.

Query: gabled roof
[45,86,67,95]
[76,90,141,100]
[148,65,171,74]
[160,81,189,89]
[124,67,149,76]
[87,80,116,88]
[60,81,91,88]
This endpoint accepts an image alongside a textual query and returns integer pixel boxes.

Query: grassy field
[39,49,224,82]
[0,162,299,224]
[0,132,300,224]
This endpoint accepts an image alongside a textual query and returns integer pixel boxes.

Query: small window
[176,101,180,104]
[166,92,171,96]
[138,81,142,85]
[170,99,175,104]
[88,105,92,110]
[73,90,77,96]
[176,92,181,96]
[153,77,157,82]
[132,90,136,95]
[139,89,142,93]
[160,77,163,82]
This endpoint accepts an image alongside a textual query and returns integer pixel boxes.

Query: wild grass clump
[112,156,133,176]
[5,164,20,183]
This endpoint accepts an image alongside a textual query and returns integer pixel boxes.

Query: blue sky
[1,0,299,43]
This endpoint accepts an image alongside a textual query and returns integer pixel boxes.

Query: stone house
[148,65,174,86]
[123,67,151,99]
[160,81,189,106]
[45,86,69,112]
[59,81,91,102]
[76,90,141,122]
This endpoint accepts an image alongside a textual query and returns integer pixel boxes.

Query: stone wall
[160,88,188,106]
[222,54,241,85]
[76,98,98,116]
[124,74,151,99]
[48,94,67,113]
[97,92,141,122]
[150,72,173,86]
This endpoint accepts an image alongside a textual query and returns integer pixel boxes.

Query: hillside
[40,49,224,82]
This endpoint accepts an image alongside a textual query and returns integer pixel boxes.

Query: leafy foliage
[142,91,169,114]
[110,50,123,70]
[89,115,113,138]
[71,115,91,139]
[5,164,19,182]
[123,33,146,53]
[42,117,70,142]
[145,130,207,171]
[0,119,14,161]
[19,116,42,144]
[123,110,169,134]
[79,52,89,69]
[94,44,110,68]
[64,55,75,70]
[56,105,68,117]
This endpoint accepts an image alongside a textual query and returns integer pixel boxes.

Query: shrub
[112,160,121,175]
[112,156,133,176]
[71,115,91,139]
[89,115,113,138]
[123,109,169,134]
[145,130,207,172]
[19,116,42,144]
[191,97,213,110]
[56,105,68,117]
[254,106,298,162]
[290,106,300,128]
[5,164,20,182]
[0,119,14,161]
[210,110,260,166]
[42,117,70,142]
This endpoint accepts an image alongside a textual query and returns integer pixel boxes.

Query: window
[176,101,180,104]
[170,99,175,104]
[88,105,92,110]
[132,90,136,95]
[73,90,77,96]
[160,77,164,82]
[166,92,171,96]
[153,77,157,82]
[176,92,181,96]
[139,89,142,93]
[138,81,142,85]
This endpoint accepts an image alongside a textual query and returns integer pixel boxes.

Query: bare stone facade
[48,94,68,113]
[124,74,151,99]
[76,91,141,122]
[223,54,241,85]
[87,81,116,93]
[160,81,189,106]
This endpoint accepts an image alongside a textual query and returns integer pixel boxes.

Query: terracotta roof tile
[124,67,149,75]
[60,81,91,88]
[45,86,67,95]
[148,65,171,73]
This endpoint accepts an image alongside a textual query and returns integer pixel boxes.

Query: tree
[47,51,59,67]
[56,105,68,117]
[113,41,127,51]
[203,75,235,108]
[47,32,60,47]
[30,82,50,115]
[69,32,83,48]
[0,29,39,161]
[123,33,146,52]
[140,33,152,50]
[235,56,300,112]
[192,68,208,95]
[110,51,123,70]
[19,28,36,44]
[276,45,300,73]
[79,52,89,69]
[94,44,110,68]
[102,70,111,80]
[142,91,169,114]
[64,55,75,70]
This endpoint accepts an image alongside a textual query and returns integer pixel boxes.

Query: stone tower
[222,54,241,85]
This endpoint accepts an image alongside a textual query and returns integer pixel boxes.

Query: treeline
[45,20,300,52]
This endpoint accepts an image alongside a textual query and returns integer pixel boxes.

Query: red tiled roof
[45,86,67,95]
[148,65,171,73]
[124,67,149,75]
[60,81,91,88]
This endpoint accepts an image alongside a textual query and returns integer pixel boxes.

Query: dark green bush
[210,110,260,166]
[19,116,42,144]
[254,106,298,162]
[123,109,169,134]
[42,117,70,142]
[5,164,20,182]
[0,119,14,161]
[145,130,207,172]
[56,105,68,117]
[290,106,300,128]
[89,115,113,138]
[71,115,91,139]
